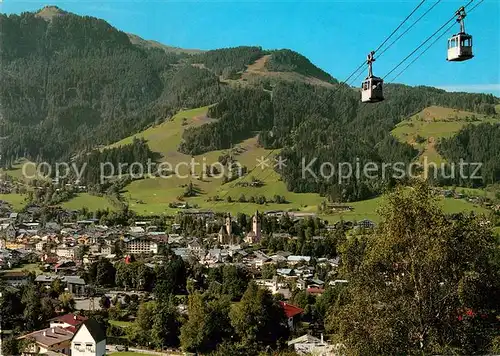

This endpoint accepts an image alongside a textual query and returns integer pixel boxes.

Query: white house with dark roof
[71,319,106,356]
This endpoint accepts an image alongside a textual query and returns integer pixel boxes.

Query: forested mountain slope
[1,6,499,204]
[0,6,221,163]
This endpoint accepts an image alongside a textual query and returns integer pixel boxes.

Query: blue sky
[2,0,499,96]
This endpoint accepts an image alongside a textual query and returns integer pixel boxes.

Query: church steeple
[225,213,232,236]
[252,211,261,242]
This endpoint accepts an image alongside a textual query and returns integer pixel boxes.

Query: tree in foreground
[58,292,76,313]
[229,282,289,350]
[180,292,232,353]
[152,297,181,349]
[327,182,500,355]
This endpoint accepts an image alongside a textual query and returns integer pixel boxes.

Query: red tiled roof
[64,326,77,333]
[49,313,88,326]
[307,287,325,295]
[44,256,59,264]
[280,301,303,318]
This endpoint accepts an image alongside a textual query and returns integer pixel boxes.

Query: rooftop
[280,301,304,318]
[49,313,88,327]
[18,326,73,347]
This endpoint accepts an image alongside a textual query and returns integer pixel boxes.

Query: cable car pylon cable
[343,0,430,86]
[390,0,482,82]
[202,1,450,210]
[376,0,443,60]
[374,0,428,55]
[466,0,484,15]
[390,22,455,82]
[382,0,475,80]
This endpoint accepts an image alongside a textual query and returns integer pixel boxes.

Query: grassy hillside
[226,54,335,88]
[101,106,324,215]
[392,106,499,164]
[0,158,48,182]
[0,193,28,210]
[94,105,492,220]
[107,106,214,162]
[61,193,116,212]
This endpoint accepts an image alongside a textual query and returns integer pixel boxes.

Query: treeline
[266,49,336,83]
[43,137,156,186]
[180,79,497,201]
[179,87,273,154]
[189,46,266,76]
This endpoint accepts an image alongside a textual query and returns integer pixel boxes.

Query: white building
[287,255,311,265]
[288,334,340,355]
[35,241,46,251]
[124,237,158,255]
[71,319,106,356]
[100,245,112,255]
[17,327,73,355]
[56,245,75,259]
[130,226,145,234]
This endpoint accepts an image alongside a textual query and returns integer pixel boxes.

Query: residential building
[100,245,112,255]
[71,319,106,356]
[287,255,311,265]
[130,226,145,234]
[124,237,158,255]
[280,301,303,330]
[357,219,376,229]
[0,271,30,287]
[16,316,104,356]
[36,241,46,251]
[17,327,73,355]
[35,275,87,296]
[56,245,75,259]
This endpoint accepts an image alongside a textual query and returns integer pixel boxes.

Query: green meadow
[392,106,499,164]
[61,193,116,212]
[6,104,492,222]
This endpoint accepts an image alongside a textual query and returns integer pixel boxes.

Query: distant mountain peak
[127,33,204,55]
[36,6,67,21]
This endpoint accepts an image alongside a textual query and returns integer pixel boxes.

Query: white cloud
[436,84,500,95]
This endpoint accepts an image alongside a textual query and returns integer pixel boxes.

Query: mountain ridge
[1,6,498,206]
[127,33,204,55]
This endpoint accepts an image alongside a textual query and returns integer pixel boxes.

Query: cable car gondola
[361,51,384,103]
[447,7,473,62]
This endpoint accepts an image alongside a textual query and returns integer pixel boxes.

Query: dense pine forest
[265,49,337,83]
[437,123,500,185]
[1,6,499,201]
[0,8,223,163]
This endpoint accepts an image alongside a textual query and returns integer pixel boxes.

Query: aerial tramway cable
[390,0,482,82]
[382,0,475,80]
[204,0,449,210]
[376,0,443,61]
[343,0,429,86]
